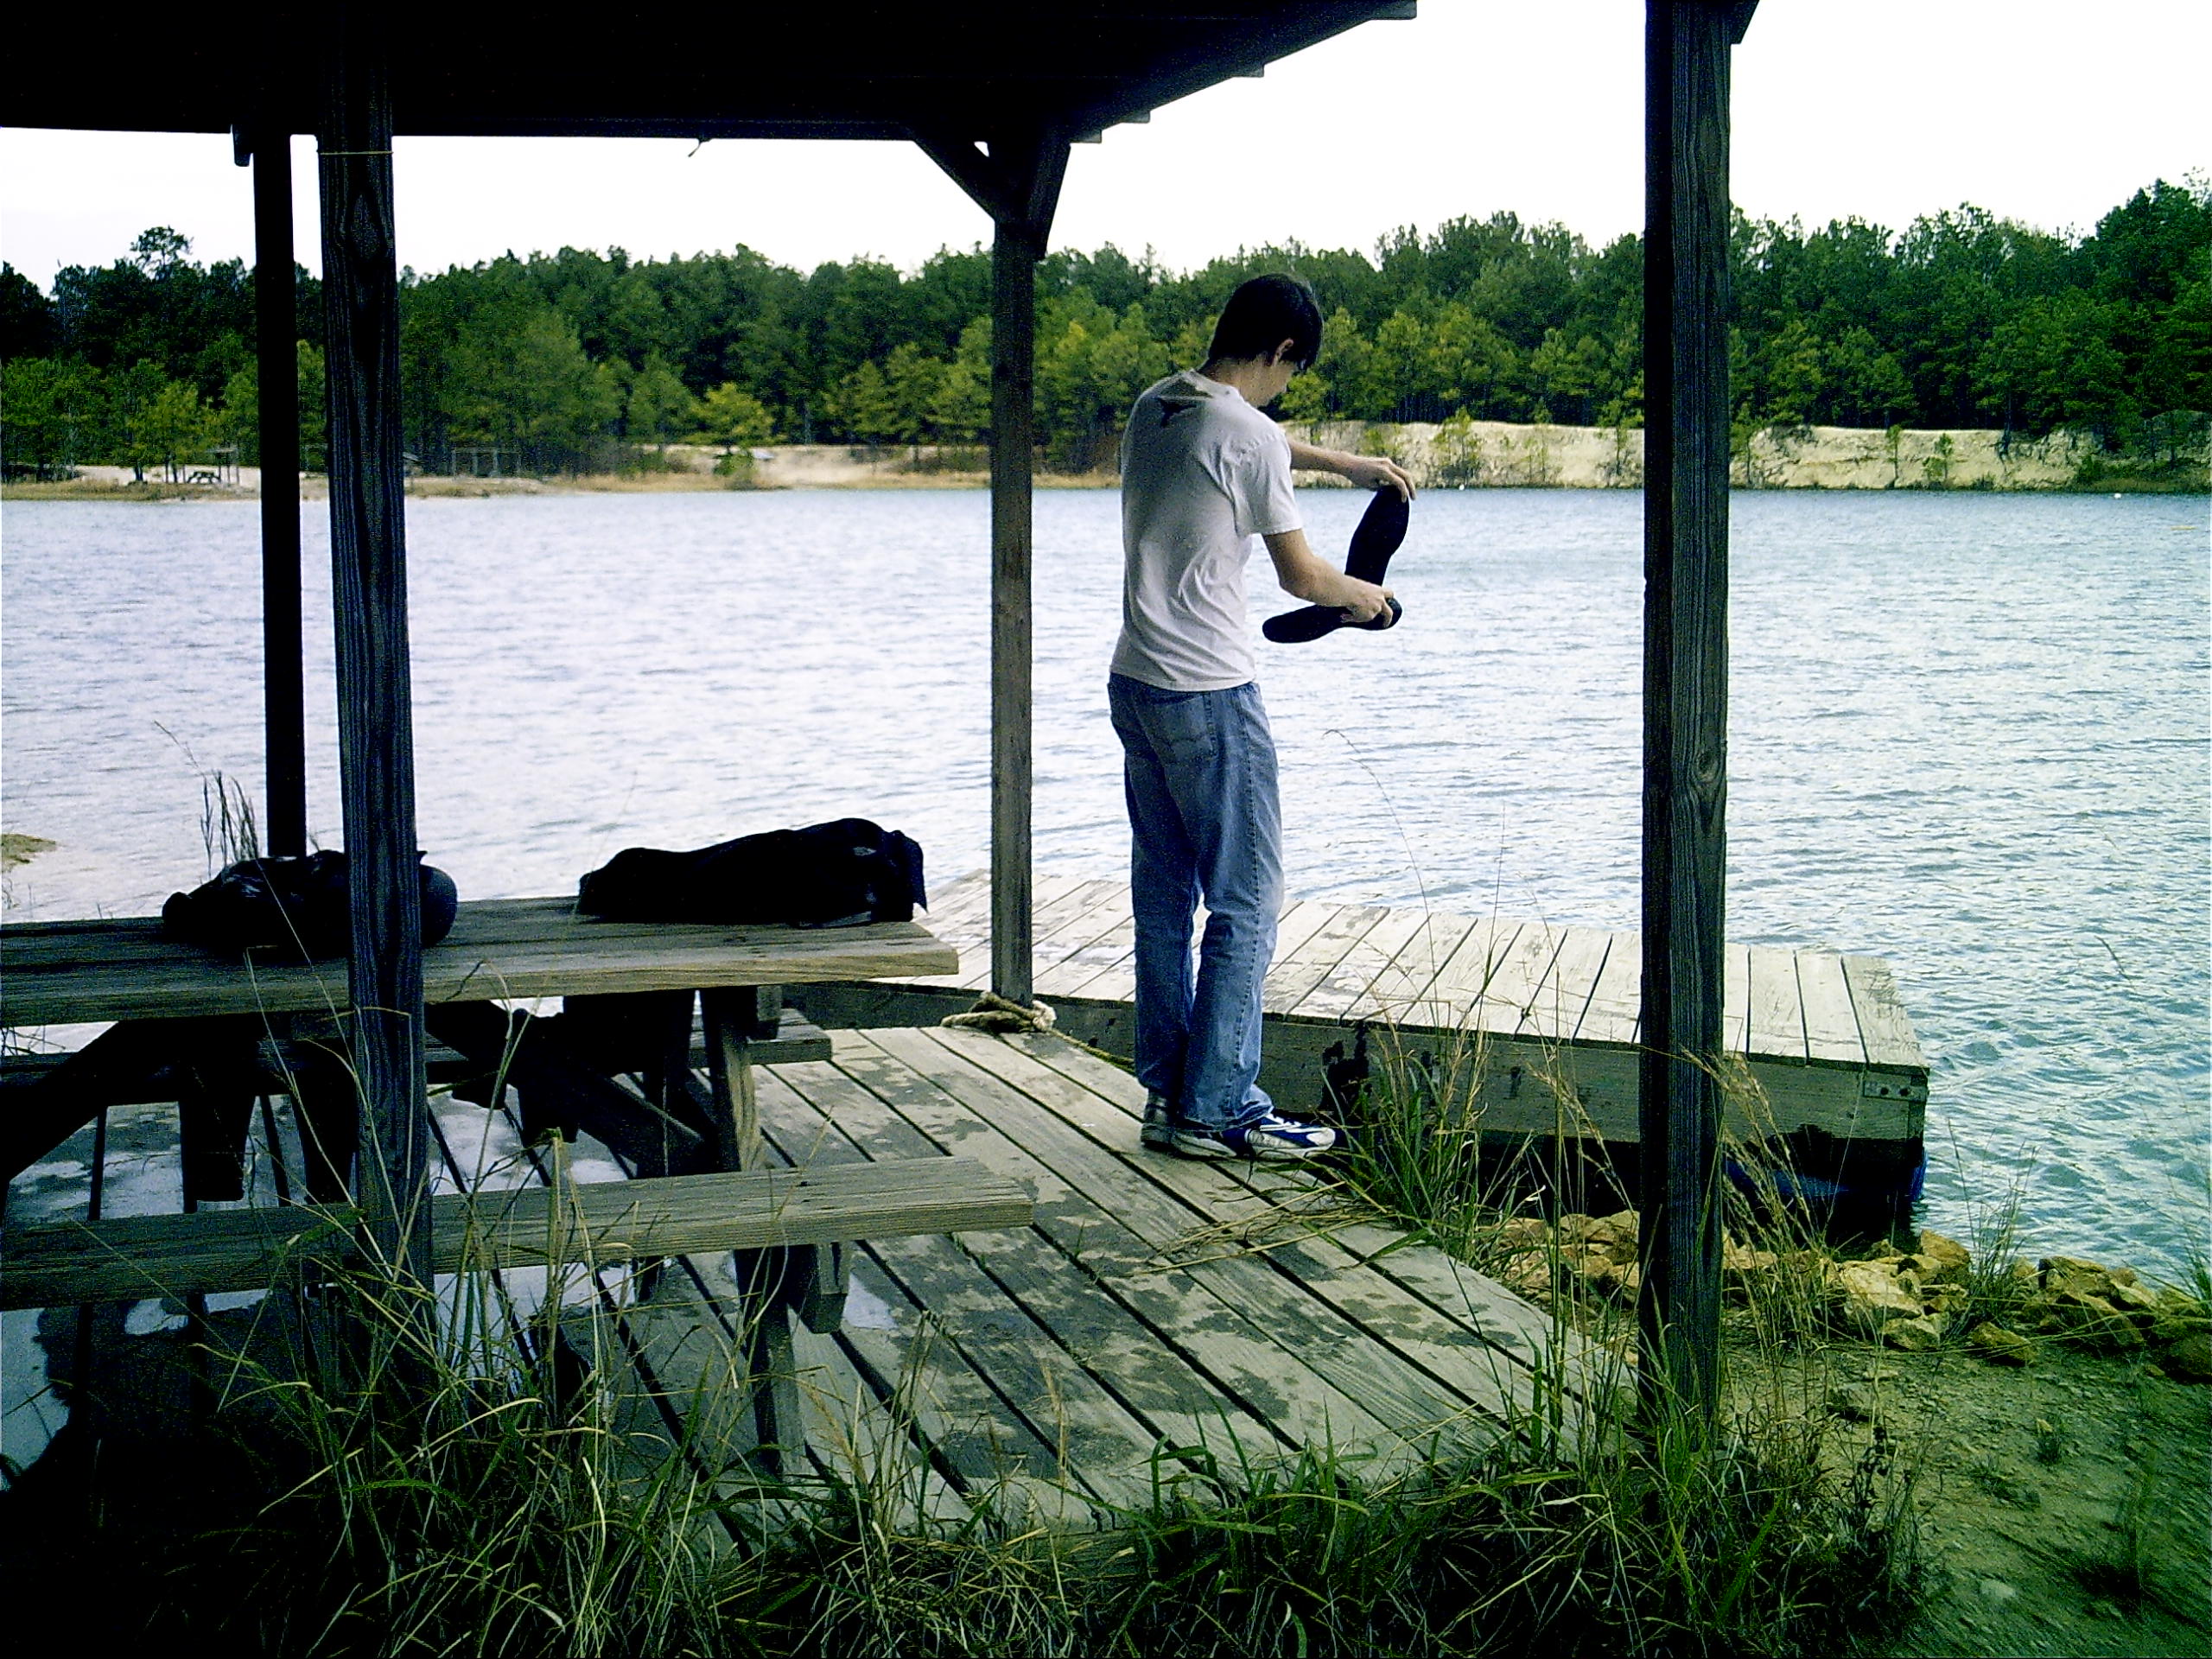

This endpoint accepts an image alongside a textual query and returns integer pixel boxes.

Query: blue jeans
[1108,674,1282,1130]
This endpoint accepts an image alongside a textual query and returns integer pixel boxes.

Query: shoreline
[7,423,2201,501]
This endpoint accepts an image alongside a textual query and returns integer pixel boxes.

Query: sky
[1,0,2204,287]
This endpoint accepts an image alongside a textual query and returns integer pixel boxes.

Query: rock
[1554,1212,1605,1246]
[2150,1287,2210,1344]
[2046,1289,2146,1350]
[1721,1236,1778,1282]
[2040,1254,2116,1296]
[2160,1332,2212,1384]
[1495,1216,1551,1252]
[1967,1322,2035,1365]
[1916,1230,1972,1282]
[2105,1279,2159,1320]
[1826,1383,1877,1422]
[1924,1283,1970,1317]
[1497,1250,1553,1299]
[1832,1260,1924,1334]
[1977,1578,2018,1605]
[1884,1313,1948,1351]
[1557,1209,1639,1262]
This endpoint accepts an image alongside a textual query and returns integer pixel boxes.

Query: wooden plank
[958,876,1125,993]
[1424,916,1528,1030]
[1338,911,1479,1024]
[1031,903,1141,1000]
[919,869,993,932]
[0,1157,1032,1310]
[1262,901,1387,1015]
[902,1027,1533,1446]
[1841,954,1927,1071]
[831,1249,1098,1525]
[1407,917,1535,1033]
[1007,1029,1613,1399]
[1721,940,1751,1055]
[2,907,958,1027]
[764,1054,1305,1467]
[1523,925,1613,1044]
[1794,952,1865,1067]
[819,1030,1422,1463]
[1281,903,1434,1022]
[752,1075,1175,1509]
[1745,945,1806,1064]
[785,1316,975,1523]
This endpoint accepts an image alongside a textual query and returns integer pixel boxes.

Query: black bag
[577,817,925,926]
[162,850,460,961]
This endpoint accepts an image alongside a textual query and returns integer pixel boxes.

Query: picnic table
[1,899,1033,1434]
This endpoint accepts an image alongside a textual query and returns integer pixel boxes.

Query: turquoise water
[3,487,2206,1275]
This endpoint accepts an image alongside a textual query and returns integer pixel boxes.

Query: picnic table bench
[1,900,1033,1352]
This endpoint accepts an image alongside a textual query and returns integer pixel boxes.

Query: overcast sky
[2,1,2203,286]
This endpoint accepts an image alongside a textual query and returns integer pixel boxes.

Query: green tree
[1825,327,1910,428]
[1,356,102,475]
[625,352,696,448]
[1757,317,1827,428]
[116,373,211,480]
[697,381,774,450]
[836,359,899,444]
[927,318,992,440]
[1524,326,1603,423]
[296,340,328,469]
[453,306,617,461]
[880,343,947,444]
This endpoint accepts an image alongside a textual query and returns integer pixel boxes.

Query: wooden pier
[801,873,1929,1199]
[13,1025,1600,1521]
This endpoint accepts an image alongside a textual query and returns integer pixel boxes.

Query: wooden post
[918,128,1068,1009]
[319,12,430,1284]
[1637,0,1752,1424]
[253,128,307,858]
[989,220,1039,1006]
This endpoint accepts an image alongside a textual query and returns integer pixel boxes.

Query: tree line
[3,179,2204,480]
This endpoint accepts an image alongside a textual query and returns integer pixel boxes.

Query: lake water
[3,487,2207,1276]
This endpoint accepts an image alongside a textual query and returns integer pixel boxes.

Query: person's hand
[1339,453,1415,499]
[1339,579,1394,624]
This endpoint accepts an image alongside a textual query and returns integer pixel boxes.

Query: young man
[1109,274,1413,1160]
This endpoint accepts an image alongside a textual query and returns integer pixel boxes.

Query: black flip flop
[1262,487,1408,644]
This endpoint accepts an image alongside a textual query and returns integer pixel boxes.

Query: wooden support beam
[1637,0,1745,1425]
[918,128,1069,1007]
[251,128,307,857]
[0,1159,1034,1311]
[990,219,1039,1006]
[318,9,429,1283]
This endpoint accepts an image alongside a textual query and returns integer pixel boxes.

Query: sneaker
[1170,1109,1338,1162]
[1140,1092,1178,1152]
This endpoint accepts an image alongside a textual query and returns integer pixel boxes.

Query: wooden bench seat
[0,1156,1032,1310]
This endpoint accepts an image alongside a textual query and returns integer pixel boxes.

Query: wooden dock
[800,873,1929,1184]
[13,1027,1603,1521]
[727,1027,1603,1511]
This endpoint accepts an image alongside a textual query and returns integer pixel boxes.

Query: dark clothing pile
[162,850,459,960]
[578,817,925,927]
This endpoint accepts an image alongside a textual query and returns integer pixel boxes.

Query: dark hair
[1208,274,1324,369]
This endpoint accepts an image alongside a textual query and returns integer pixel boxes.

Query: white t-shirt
[1110,370,1301,691]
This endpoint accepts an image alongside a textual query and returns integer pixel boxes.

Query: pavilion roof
[1,3,1415,142]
